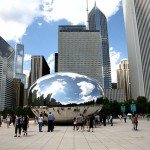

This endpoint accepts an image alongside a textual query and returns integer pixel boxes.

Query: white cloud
[0,0,121,41]
[38,23,42,26]
[0,0,41,41]
[109,47,121,83]
[24,54,31,61]
[47,53,54,73]
[44,0,121,24]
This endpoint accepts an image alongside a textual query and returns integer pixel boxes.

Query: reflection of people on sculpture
[47,112,54,132]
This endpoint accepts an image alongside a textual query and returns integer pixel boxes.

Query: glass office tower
[88,4,112,89]
[0,36,15,111]
[122,0,150,100]
[14,44,24,74]
[14,43,26,85]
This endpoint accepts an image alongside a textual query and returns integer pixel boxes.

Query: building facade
[58,25,103,86]
[30,56,50,86]
[104,89,126,102]
[14,44,24,74]
[14,43,26,85]
[88,4,112,89]
[122,0,150,100]
[13,78,24,108]
[55,53,58,72]
[0,36,15,111]
[117,60,131,100]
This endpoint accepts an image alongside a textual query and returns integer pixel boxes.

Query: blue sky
[0,0,127,83]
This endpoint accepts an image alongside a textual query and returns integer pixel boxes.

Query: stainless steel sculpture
[29,72,104,122]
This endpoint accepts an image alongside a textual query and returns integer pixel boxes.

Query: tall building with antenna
[88,2,112,89]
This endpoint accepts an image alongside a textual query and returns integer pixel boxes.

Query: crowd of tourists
[0,111,141,138]
[0,114,29,137]
[73,113,114,132]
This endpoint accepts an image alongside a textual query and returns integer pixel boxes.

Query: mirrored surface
[28,72,104,106]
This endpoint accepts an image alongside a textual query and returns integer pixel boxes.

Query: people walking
[38,114,43,132]
[132,114,138,130]
[88,115,94,132]
[12,114,16,127]
[102,113,107,126]
[6,114,11,128]
[123,113,127,123]
[22,115,28,136]
[47,112,54,132]
[110,114,113,126]
[0,114,2,127]
[14,115,22,137]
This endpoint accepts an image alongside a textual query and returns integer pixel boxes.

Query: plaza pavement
[0,119,150,150]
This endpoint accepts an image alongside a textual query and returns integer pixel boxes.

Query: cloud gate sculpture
[28,72,104,123]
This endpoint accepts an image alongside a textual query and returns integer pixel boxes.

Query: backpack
[17,117,22,125]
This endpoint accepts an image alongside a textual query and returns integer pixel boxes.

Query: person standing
[22,115,28,136]
[6,114,11,128]
[27,115,29,128]
[76,114,83,131]
[47,112,54,132]
[14,115,22,137]
[73,117,77,130]
[38,114,43,132]
[0,114,2,127]
[123,113,127,123]
[110,114,113,126]
[132,114,138,130]
[88,115,94,132]
[12,114,16,127]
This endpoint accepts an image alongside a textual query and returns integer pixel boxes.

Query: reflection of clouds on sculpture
[28,72,104,105]
[81,95,97,103]
[46,80,67,97]
[77,81,95,96]
[34,80,67,98]
[77,81,96,103]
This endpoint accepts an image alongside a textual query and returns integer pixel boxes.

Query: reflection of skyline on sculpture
[29,72,104,106]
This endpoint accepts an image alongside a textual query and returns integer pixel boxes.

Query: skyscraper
[117,60,131,100]
[0,36,15,111]
[55,53,58,72]
[88,3,111,89]
[122,0,150,100]
[58,25,103,85]
[14,43,26,85]
[13,78,24,108]
[30,56,50,86]
[14,44,24,74]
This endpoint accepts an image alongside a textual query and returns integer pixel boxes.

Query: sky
[0,0,128,83]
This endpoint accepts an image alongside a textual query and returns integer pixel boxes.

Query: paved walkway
[0,119,150,150]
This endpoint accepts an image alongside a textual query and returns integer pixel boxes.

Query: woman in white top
[6,114,10,128]
[38,114,43,132]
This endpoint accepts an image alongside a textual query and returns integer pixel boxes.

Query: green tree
[136,96,148,114]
